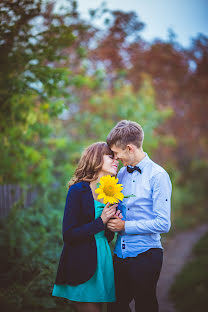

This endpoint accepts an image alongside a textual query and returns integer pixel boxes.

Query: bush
[0,191,74,311]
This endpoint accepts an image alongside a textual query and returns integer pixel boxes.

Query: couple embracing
[52,120,172,312]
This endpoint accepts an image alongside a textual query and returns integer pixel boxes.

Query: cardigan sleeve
[62,186,105,244]
[104,227,115,243]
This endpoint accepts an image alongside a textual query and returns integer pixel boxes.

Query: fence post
[0,185,36,217]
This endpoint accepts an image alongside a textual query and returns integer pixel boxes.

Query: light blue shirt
[114,153,172,259]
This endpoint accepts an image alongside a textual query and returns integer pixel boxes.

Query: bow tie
[127,166,142,174]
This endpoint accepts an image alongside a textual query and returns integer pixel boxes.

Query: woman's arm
[62,186,104,244]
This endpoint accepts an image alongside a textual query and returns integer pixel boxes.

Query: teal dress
[52,200,116,302]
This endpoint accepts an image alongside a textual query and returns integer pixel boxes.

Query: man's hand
[107,216,125,232]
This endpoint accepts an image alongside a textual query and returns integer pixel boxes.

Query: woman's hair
[107,120,144,149]
[68,142,114,188]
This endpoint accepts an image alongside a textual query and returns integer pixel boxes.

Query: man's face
[111,144,133,166]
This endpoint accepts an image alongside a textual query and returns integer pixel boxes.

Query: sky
[75,0,208,47]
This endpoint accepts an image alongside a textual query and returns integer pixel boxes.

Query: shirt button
[133,180,135,182]
[128,208,130,210]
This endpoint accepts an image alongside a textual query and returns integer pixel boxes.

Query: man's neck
[131,149,146,166]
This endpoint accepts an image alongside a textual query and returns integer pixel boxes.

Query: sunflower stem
[124,194,136,198]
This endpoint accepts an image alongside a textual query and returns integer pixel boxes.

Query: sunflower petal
[95,175,126,205]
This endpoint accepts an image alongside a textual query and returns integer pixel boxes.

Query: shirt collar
[136,153,150,171]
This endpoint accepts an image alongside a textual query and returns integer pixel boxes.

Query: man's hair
[107,120,144,149]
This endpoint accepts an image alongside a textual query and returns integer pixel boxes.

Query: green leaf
[124,194,136,198]
[96,183,101,189]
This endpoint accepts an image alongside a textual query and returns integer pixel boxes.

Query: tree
[58,73,173,165]
[90,10,144,86]
[0,0,86,186]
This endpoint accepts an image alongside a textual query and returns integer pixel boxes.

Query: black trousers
[108,248,163,312]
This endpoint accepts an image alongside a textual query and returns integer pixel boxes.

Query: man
[107,120,172,312]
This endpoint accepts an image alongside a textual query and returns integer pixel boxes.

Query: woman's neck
[90,173,105,202]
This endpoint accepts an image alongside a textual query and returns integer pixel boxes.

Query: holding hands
[100,202,125,232]
[100,203,123,224]
[107,217,125,232]
[101,203,118,224]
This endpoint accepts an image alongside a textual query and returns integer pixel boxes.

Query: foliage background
[0,0,207,311]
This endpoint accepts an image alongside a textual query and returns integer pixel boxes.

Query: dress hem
[52,293,116,303]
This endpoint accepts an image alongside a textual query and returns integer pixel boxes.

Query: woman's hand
[101,203,118,224]
[115,209,123,219]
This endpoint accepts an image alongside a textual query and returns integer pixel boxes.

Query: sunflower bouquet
[95,175,135,204]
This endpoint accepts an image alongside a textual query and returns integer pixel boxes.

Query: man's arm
[107,171,172,234]
[125,171,171,234]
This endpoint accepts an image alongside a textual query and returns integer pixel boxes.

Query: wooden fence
[0,185,36,217]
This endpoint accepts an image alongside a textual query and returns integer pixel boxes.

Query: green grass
[170,231,208,312]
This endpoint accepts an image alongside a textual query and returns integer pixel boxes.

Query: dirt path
[129,224,208,312]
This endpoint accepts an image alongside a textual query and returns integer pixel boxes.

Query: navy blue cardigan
[55,181,114,285]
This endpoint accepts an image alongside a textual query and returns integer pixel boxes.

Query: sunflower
[95,175,124,204]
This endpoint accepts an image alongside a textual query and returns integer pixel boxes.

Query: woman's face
[100,154,119,176]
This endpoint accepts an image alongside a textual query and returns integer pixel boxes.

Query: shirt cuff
[125,220,138,234]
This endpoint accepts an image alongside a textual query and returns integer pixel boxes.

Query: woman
[52,142,121,312]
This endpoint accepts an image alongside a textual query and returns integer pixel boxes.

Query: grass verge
[170,230,208,312]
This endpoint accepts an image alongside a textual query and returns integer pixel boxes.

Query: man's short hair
[107,120,144,149]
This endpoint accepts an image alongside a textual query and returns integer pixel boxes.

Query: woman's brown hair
[68,142,114,188]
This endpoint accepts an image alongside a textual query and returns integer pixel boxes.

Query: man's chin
[123,162,130,167]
